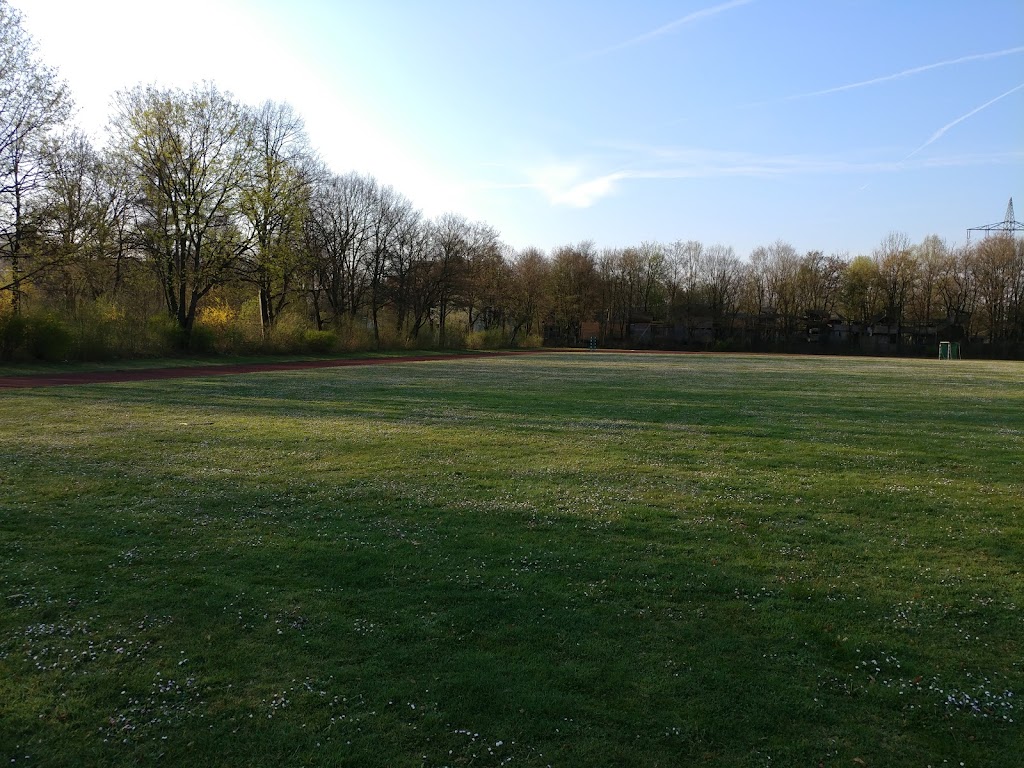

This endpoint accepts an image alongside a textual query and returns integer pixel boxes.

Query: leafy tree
[237,100,316,336]
[32,130,135,308]
[841,254,882,325]
[111,83,251,343]
[459,225,504,333]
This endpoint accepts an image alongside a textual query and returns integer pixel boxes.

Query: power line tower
[967,197,1024,240]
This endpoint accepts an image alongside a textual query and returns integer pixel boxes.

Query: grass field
[1,352,1021,767]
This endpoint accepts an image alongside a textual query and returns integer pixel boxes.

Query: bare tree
[365,183,415,347]
[796,250,846,317]
[702,244,742,335]
[971,235,1020,344]
[429,213,491,346]
[386,205,428,339]
[909,234,948,328]
[506,246,549,344]
[460,224,504,334]
[873,232,917,343]
[304,171,374,327]
[549,241,598,344]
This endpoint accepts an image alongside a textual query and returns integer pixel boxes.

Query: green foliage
[0,308,25,360]
[301,329,338,353]
[464,326,542,350]
[0,310,74,361]
[465,327,507,349]
[185,323,217,354]
[0,354,1021,766]
[28,313,72,361]
[67,302,117,360]
[145,313,190,354]
[333,318,376,352]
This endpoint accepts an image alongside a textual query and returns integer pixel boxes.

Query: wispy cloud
[490,147,1024,208]
[787,46,1024,100]
[513,166,631,208]
[904,81,1024,160]
[584,0,755,59]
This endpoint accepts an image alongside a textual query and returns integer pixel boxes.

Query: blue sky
[21,0,1024,257]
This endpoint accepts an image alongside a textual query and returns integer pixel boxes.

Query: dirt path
[0,350,551,390]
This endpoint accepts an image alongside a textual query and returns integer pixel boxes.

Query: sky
[17,0,1024,259]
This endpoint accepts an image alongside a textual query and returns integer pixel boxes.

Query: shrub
[261,309,307,353]
[25,312,73,362]
[335,319,375,352]
[146,314,189,354]
[196,298,257,354]
[465,327,507,349]
[518,332,544,349]
[302,329,338,353]
[0,309,26,361]
[68,299,122,361]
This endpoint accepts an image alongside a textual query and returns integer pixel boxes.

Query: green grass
[1,353,1021,767]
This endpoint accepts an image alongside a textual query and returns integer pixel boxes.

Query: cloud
[787,46,1024,100]
[903,81,1024,160]
[498,146,1024,208]
[522,166,630,207]
[584,0,755,58]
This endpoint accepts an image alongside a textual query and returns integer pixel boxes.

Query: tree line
[3,1,1023,360]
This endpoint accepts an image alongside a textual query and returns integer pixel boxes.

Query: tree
[428,213,482,346]
[505,247,549,344]
[459,224,504,333]
[237,100,316,336]
[665,240,707,339]
[111,83,251,342]
[935,244,976,340]
[796,250,846,317]
[840,255,882,325]
[386,205,429,340]
[702,245,742,337]
[971,235,1020,344]
[597,247,627,339]
[30,131,137,310]
[768,241,801,336]
[0,0,72,312]
[873,232,917,346]
[549,241,598,344]
[364,182,415,347]
[304,171,374,327]
[906,235,946,329]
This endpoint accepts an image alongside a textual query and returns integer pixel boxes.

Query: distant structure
[967,198,1024,240]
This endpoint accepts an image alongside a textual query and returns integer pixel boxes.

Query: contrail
[904,81,1024,161]
[789,46,1024,100]
[585,0,755,58]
